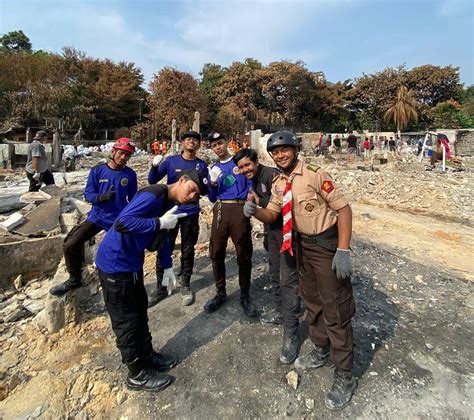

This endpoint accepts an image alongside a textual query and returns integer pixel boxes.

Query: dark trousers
[64,221,103,278]
[98,269,154,363]
[155,213,200,284]
[26,170,55,192]
[209,202,253,295]
[296,238,355,370]
[266,226,300,335]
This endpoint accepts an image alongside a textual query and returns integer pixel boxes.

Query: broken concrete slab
[14,197,61,236]
[0,182,29,213]
[0,234,64,286]
[68,197,91,216]
[0,212,26,232]
[60,210,80,234]
[19,190,51,203]
[40,185,65,198]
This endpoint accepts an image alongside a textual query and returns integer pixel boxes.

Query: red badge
[322,180,334,193]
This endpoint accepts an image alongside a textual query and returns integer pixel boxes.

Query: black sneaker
[204,291,227,313]
[148,286,168,308]
[126,368,172,392]
[144,351,177,371]
[49,277,82,297]
[181,286,194,306]
[260,309,283,325]
[280,332,299,364]
[241,296,257,317]
[325,368,357,410]
[294,345,330,370]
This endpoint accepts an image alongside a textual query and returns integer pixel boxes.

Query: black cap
[179,169,208,196]
[208,132,225,143]
[181,130,201,141]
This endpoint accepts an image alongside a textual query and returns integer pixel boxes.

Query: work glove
[209,166,222,183]
[331,248,353,280]
[98,186,115,202]
[158,205,187,230]
[32,172,41,181]
[152,155,163,167]
[162,267,178,294]
[243,201,257,218]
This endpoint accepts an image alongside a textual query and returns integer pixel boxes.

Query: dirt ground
[0,156,473,418]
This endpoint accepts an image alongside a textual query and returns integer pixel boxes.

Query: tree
[428,100,474,129]
[384,85,418,136]
[213,103,246,136]
[0,30,32,52]
[148,67,207,137]
[199,63,227,130]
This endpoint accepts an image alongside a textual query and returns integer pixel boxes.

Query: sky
[1,0,473,88]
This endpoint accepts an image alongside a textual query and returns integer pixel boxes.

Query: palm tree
[384,85,418,137]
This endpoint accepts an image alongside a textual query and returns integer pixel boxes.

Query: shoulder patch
[306,164,320,173]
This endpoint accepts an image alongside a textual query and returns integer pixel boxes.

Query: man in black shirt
[346,132,357,163]
[234,148,301,364]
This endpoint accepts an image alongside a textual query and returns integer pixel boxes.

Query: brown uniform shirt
[267,160,348,236]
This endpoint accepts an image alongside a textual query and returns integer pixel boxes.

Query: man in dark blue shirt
[50,138,137,296]
[147,131,209,307]
[96,169,208,392]
[203,132,256,317]
[234,148,301,364]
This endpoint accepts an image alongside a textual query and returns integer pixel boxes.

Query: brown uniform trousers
[296,237,355,371]
[209,202,253,295]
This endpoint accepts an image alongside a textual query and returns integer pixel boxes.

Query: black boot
[180,276,194,306]
[280,331,299,364]
[294,345,330,370]
[240,294,257,318]
[325,367,357,410]
[260,309,283,325]
[126,358,172,392]
[143,351,177,371]
[204,289,227,313]
[49,274,81,297]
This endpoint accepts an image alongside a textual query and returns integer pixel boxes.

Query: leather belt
[218,200,246,204]
[298,225,338,251]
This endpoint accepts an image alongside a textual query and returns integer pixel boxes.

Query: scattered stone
[13,274,22,291]
[425,343,434,350]
[305,398,315,410]
[19,190,51,204]
[0,212,26,232]
[286,370,299,390]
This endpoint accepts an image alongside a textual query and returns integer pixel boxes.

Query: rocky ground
[0,150,473,418]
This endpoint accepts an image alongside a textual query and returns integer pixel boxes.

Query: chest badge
[232,166,240,175]
[120,178,129,187]
[261,183,267,193]
[305,203,315,212]
[322,180,334,193]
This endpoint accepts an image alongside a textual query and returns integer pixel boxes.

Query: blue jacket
[95,185,173,274]
[207,157,251,203]
[85,163,137,230]
[148,154,209,215]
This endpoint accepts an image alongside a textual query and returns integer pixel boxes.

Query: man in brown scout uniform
[244,130,356,410]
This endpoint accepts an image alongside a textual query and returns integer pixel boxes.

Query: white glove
[33,172,41,181]
[152,155,163,167]
[162,267,178,294]
[209,166,222,183]
[158,205,187,230]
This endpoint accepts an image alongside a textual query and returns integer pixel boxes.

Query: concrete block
[0,212,26,232]
[19,190,51,204]
[60,211,80,234]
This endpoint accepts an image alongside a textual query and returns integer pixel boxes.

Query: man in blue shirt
[96,169,208,392]
[147,130,209,307]
[50,138,137,296]
[204,132,256,317]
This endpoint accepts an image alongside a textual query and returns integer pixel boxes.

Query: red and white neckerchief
[280,174,295,255]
